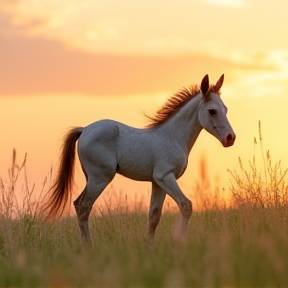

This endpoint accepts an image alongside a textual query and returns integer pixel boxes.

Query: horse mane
[146,84,221,128]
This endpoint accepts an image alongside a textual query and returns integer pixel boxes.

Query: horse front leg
[147,182,166,241]
[153,172,192,244]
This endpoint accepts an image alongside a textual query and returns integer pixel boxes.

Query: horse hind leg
[74,186,93,244]
[74,174,114,244]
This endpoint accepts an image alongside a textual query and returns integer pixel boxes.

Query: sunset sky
[1,0,288,208]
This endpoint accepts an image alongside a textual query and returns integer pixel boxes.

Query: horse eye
[208,109,217,115]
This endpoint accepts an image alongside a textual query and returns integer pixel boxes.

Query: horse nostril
[226,134,233,141]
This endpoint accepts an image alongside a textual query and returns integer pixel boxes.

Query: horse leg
[73,186,92,244]
[153,172,192,244]
[147,182,166,240]
[73,175,114,244]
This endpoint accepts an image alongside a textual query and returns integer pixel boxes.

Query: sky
[1,0,288,210]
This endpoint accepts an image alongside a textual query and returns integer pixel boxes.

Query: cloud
[0,0,256,56]
[1,26,286,98]
[0,31,240,96]
[222,49,288,98]
[0,1,121,52]
[1,0,287,98]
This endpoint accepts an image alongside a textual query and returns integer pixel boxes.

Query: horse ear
[214,74,224,92]
[201,74,209,96]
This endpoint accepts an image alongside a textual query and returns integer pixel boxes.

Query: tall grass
[228,121,288,208]
[0,149,49,219]
[1,129,288,287]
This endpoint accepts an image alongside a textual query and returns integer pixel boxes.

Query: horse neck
[162,94,203,153]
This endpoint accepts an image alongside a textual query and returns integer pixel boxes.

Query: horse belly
[117,170,151,181]
[116,152,153,181]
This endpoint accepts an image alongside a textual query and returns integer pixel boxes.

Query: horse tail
[44,127,84,218]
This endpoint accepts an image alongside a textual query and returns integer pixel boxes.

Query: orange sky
[1,0,288,210]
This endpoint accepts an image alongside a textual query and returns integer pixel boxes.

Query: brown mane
[146,84,221,128]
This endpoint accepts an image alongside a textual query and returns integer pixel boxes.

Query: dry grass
[0,149,50,220]
[228,121,288,208]
[1,126,288,287]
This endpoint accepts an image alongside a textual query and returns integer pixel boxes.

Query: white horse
[44,74,235,244]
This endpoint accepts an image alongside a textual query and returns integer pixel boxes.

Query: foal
[44,74,236,244]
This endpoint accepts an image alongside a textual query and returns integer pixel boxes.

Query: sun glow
[1,0,288,211]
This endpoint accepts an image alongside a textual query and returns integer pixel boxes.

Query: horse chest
[153,146,188,179]
[168,157,187,179]
[176,162,188,179]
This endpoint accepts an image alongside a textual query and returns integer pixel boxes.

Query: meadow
[1,124,288,287]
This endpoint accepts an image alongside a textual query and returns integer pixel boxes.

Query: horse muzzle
[222,133,236,147]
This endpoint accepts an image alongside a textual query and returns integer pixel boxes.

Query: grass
[1,207,288,287]
[228,121,288,208]
[1,123,288,287]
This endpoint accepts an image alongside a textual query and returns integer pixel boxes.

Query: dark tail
[44,127,84,218]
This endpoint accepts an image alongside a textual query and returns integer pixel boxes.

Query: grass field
[1,125,288,287]
[1,204,288,287]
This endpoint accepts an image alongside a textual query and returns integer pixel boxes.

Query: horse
[44,74,236,244]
